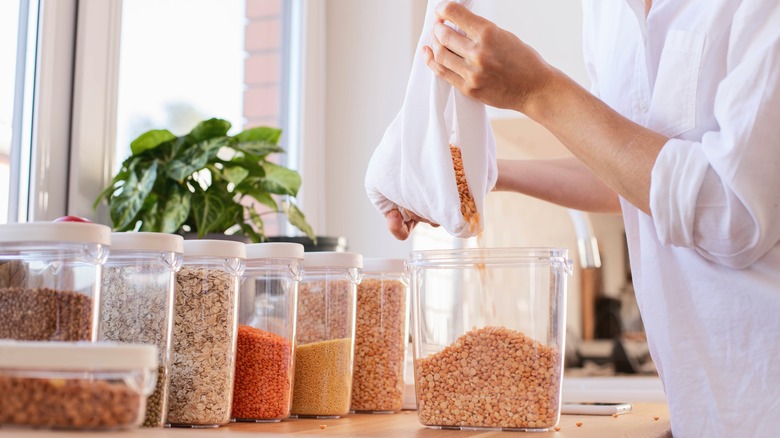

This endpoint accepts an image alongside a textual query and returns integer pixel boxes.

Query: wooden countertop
[7,403,670,438]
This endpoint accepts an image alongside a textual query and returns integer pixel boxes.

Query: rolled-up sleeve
[650,2,780,269]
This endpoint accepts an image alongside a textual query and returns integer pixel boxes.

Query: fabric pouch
[364,0,497,238]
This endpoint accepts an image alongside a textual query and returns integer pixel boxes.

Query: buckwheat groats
[0,376,143,429]
[0,341,157,431]
[0,287,92,341]
[415,326,562,430]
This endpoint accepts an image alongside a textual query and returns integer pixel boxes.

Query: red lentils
[231,325,293,421]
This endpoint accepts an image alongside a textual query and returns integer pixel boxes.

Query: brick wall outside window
[244,0,283,128]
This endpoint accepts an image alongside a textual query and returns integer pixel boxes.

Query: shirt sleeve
[581,0,600,97]
[650,1,780,269]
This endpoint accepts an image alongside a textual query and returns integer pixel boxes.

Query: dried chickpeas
[450,145,480,233]
[351,278,407,412]
[415,326,562,430]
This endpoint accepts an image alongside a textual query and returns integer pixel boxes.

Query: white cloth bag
[364,0,497,238]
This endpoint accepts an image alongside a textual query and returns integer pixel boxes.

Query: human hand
[385,208,439,240]
[423,2,554,113]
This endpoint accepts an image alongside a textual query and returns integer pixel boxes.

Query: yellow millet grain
[415,326,562,430]
[291,338,353,417]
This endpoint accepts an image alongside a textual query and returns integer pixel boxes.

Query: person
[385,1,780,436]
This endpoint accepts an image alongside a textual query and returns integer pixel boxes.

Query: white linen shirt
[581,0,780,436]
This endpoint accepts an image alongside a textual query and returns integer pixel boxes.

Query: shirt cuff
[650,138,710,248]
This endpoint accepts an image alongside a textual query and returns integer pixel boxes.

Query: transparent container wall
[291,269,358,418]
[0,242,108,342]
[232,258,299,422]
[167,258,242,428]
[0,367,155,430]
[99,252,180,427]
[410,249,570,431]
[351,272,409,413]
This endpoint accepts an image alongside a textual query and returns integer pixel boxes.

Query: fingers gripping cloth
[364,0,497,238]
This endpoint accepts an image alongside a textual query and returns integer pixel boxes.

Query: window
[0,1,21,223]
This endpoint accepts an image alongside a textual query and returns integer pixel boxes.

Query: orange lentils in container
[231,325,294,421]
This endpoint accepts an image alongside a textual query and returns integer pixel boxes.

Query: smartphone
[560,402,633,416]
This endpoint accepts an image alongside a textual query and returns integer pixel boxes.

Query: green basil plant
[95,118,314,242]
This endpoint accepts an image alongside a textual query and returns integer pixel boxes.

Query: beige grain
[415,326,562,430]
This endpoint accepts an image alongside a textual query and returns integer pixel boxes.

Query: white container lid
[110,232,184,254]
[363,258,406,274]
[0,222,110,246]
[303,251,363,269]
[0,341,157,371]
[182,239,246,259]
[246,242,304,260]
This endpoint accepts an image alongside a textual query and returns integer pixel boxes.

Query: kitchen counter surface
[6,403,670,437]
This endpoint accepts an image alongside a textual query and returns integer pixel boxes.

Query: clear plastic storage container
[167,240,245,428]
[408,248,572,431]
[350,258,409,413]
[0,222,110,342]
[232,242,303,422]
[0,341,157,430]
[99,232,183,427]
[291,251,362,418]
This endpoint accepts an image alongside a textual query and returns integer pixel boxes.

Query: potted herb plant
[95,118,315,243]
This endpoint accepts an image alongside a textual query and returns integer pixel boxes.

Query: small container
[350,258,409,413]
[291,251,362,418]
[232,242,303,422]
[98,232,183,427]
[0,222,110,342]
[167,240,245,428]
[0,341,157,430]
[408,248,572,431]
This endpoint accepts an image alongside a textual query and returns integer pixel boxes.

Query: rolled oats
[167,266,237,427]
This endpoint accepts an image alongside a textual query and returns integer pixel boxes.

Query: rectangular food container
[0,341,157,430]
[167,240,245,428]
[291,252,362,418]
[99,232,183,427]
[232,242,303,422]
[350,258,409,413]
[408,248,571,431]
[0,222,110,342]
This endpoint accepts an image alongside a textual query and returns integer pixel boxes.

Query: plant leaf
[235,126,282,144]
[93,168,130,209]
[166,145,210,183]
[250,191,279,212]
[234,141,285,158]
[130,130,176,155]
[260,162,301,197]
[247,207,265,240]
[139,194,161,232]
[221,166,250,185]
[284,201,315,242]
[188,118,231,143]
[160,184,192,233]
[191,190,229,237]
[110,161,159,230]
[239,222,263,244]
